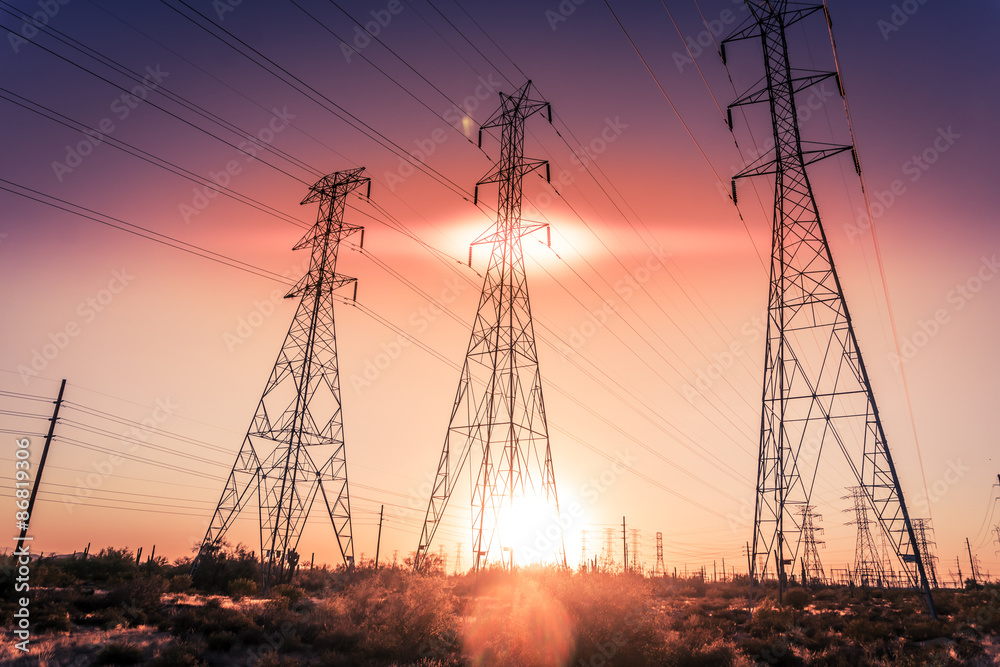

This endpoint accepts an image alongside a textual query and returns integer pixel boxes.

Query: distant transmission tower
[195,168,368,590]
[798,505,825,585]
[911,519,939,588]
[654,532,665,576]
[630,529,641,573]
[414,81,565,572]
[603,527,615,572]
[581,530,588,570]
[722,2,935,616]
[843,487,884,588]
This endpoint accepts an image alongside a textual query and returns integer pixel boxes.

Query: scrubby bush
[95,642,144,665]
[784,587,810,610]
[229,577,258,600]
[190,542,259,594]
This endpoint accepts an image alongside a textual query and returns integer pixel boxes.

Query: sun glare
[496,493,568,567]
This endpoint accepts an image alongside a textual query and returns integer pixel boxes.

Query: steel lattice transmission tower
[603,528,615,572]
[630,529,641,573]
[654,531,665,576]
[722,2,935,616]
[414,81,565,572]
[912,519,939,588]
[843,487,885,588]
[195,168,368,589]
[798,505,825,585]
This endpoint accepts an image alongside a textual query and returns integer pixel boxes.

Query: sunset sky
[2,0,999,582]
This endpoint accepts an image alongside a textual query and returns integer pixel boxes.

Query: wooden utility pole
[375,504,384,570]
[966,537,978,585]
[17,379,66,544]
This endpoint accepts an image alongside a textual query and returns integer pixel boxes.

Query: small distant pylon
[911,519,939,588]
[603,527,615,572]
[630,529,641,573]
[194,168,368,590]
[580,530,588,570]
[798,505,825,585]
[455,543,463,574]
[844,487,884,588]
[654,532,665,576]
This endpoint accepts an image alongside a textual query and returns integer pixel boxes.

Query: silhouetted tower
[722,2,934,616]
[603,527,615,572]
[911,519,938,588]
[629,529,641,573]
[414,81,565,572]
[843,487,884,588]
[580,530,588,570]
[798,505,825,585]
[455,543,463,574]
[195,168,368,589]
[654,532,665,576]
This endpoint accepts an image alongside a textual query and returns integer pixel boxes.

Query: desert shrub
[784,587,810,610]
[205,630,237,651]
[171,602,255,639]
[168,574,192,593]
[149,639,206,667]
[292,565,332,593]
[109,575,166,611]
[338,567,458,661]
[660,631,752,666]
[66,548,141,584]
[229,577,258,600]
[844,616,891,643]
[191,543,259,594]
[95,642,144,665]
[746,602,794,638]
[271,583,306,604]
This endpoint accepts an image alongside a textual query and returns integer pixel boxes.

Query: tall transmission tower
[414,81,565,572]
[195,168,367,590]
[722,2,935,616]
[911,519,939,588]
[581,530,588,570]
[654,532,665,576]
[843,487,884,588]
[798,505,825,585]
